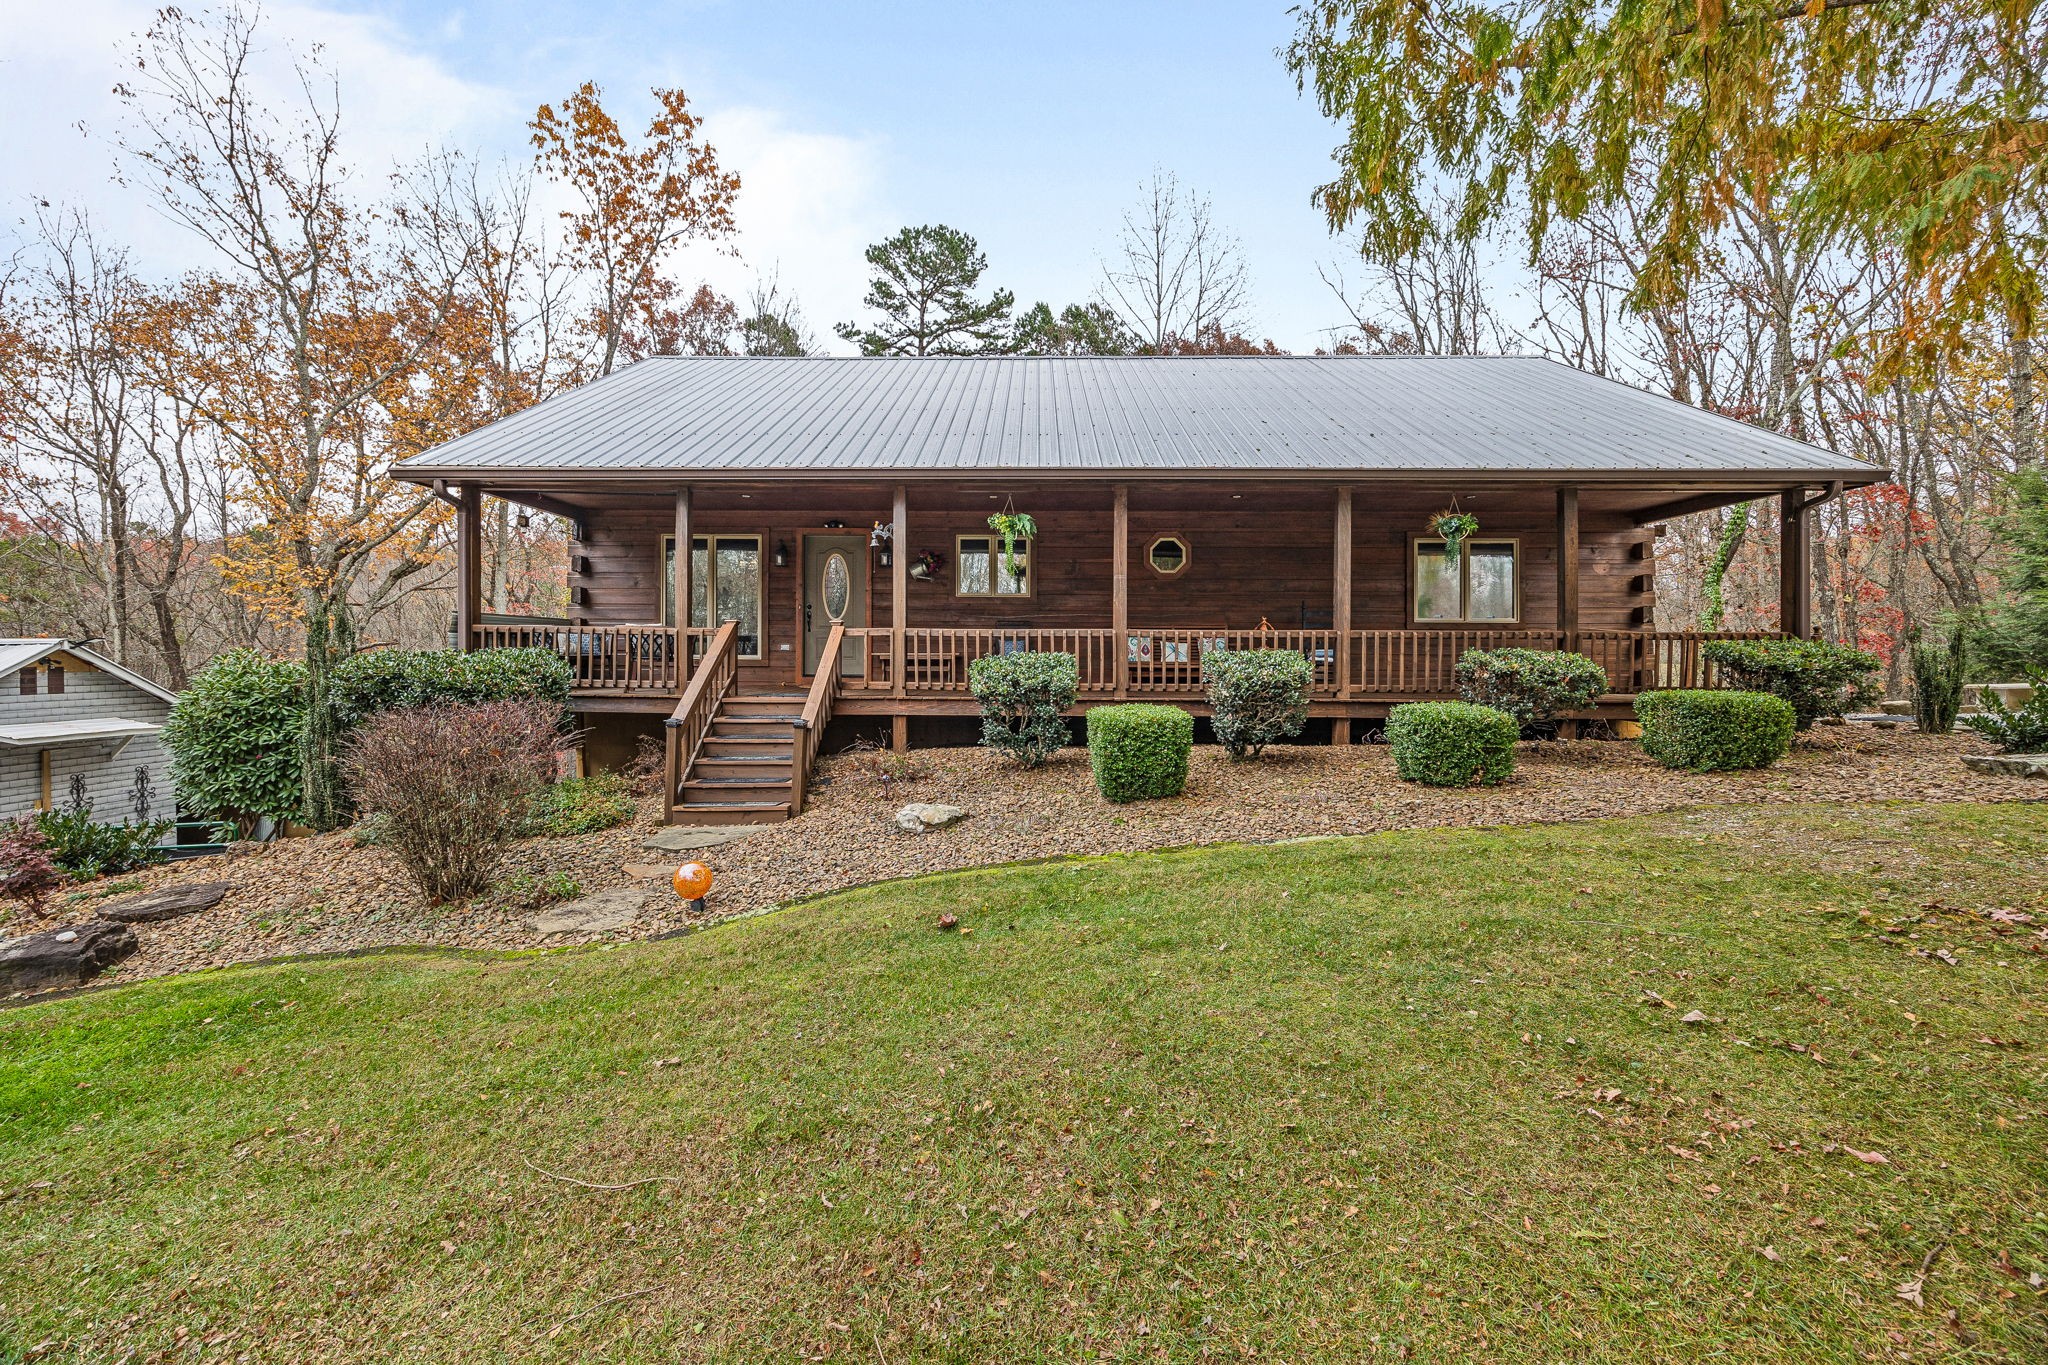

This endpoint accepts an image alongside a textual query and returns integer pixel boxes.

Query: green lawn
[4,802,2046,1362]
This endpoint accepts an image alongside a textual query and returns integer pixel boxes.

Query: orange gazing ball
[672,861,714,900]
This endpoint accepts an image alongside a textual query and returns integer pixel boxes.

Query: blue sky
[2,0,1378,351]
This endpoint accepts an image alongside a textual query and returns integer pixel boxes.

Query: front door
[801,534,867,677]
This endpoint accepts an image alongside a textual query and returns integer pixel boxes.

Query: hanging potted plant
[987,506,1037,579]
[1429,505,1479,564]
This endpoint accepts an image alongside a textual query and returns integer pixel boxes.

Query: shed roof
[394,355,1884,485]
[0,639,179,704]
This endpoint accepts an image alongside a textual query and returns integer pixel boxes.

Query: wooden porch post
[1555,485,1581,739]
[673,487,692,684]
[1331,486,1353,745]
[1113,484,1129,700]
[455,484,482,651]
[891,483,908,750]
[1555,486,1580,647]
[1779,488,1812,638]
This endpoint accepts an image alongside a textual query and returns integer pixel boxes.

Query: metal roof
[0,639,180,703]
[394,355,1885,484]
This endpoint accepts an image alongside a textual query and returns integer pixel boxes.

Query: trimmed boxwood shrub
[969,651,1079,768]
[164,649,308,835]
[1700,638,1879,730]
[1205,648,1313,759]
[1455,648,1608,728]
[1087,704,1193,803]
[1635,689,1795,771]
[329,647,573,731]
[1385,701,1518,787]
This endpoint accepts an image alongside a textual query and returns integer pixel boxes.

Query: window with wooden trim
[47,664,63,694]
[1146,535,1189,577]
[18,669,36,696]
[1413,538,1520,623]
[955,535,1032,597]
[662,534,764,658]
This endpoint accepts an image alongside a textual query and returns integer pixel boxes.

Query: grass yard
[4,802,2046,1363]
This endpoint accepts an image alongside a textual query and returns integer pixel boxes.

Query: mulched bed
[6,726,2039,996]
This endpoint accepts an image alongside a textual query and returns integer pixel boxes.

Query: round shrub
[1455,648,1608,728]
[1699,638,1879,730]
[1086,704,1193,803]
[1205,648,1313,759]
[1635,690,1795,771]
[164,649,307,835]
[1385,701,1518,787]
[969,651,1080,768]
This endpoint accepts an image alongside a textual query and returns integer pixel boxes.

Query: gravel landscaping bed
[5,726,2037,996]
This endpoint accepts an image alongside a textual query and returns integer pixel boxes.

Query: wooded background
[3,3,2042,701]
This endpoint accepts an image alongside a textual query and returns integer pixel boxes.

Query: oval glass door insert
[822,551,851,621]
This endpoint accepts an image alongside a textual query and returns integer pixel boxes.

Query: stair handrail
[789,623,844,816]
[663,620,740,823]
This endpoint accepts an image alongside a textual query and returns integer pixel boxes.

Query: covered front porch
[447,472,1828,740]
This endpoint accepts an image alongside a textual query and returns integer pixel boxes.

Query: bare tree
[1319,208,1514,355]
[1098,171,1250,351]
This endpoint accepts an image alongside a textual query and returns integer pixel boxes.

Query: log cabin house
[395,355,1885,825]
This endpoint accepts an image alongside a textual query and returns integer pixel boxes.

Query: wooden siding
[563,482,1657,690]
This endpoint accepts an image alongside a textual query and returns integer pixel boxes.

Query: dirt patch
[7,726,2037,993]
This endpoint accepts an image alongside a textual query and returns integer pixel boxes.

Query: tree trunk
[297,595,354,832]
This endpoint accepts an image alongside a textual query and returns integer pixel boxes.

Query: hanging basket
[1429,509,1480,563]
[987,508,1037,579]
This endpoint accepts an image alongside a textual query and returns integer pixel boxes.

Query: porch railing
[662,621,739,824]
[479,623,1789,704]
[472,621,707,694]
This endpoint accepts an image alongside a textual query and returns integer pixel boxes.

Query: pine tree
[1976,469,2048,674]
[835,226,1015,356]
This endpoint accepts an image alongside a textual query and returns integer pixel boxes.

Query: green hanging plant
[987,510,1037,578]
[1429,509,1480,563]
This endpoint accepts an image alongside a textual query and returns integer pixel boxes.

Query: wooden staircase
[673,691,805,824]
[662,620,844,828]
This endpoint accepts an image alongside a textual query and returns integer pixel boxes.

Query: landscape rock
[2,920,138,994]
[641,825,772,853]
[97,881,233,924]
[895,803,969,833]
[531,885,649,936]
[1962,753,2048,780]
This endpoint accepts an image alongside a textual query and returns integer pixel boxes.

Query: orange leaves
[531,83,740,374]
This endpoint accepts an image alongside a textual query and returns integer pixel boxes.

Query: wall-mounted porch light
[515,509,531,528]
[773,540,789,568]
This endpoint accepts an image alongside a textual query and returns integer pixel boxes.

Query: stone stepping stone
[1962,753,2048,780]
[97,881,234,924]
[531,885,650,937]
[2,921,138,994]
[641,825,772,853]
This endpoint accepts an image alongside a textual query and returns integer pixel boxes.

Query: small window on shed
[47,664,63,694]
[1147,535,1189,577]
[18,669,35,696]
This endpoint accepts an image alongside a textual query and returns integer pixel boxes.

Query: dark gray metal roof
[394,355,1884,484]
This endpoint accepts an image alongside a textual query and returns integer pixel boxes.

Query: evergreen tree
[1014,301,1138,356]
[1976,469,2048,674]
[835,225,1015,355]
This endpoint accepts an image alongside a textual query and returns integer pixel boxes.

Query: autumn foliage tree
[116,6,482,827]
[531,82,741,377]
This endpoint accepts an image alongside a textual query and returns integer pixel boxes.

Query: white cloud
[0,0,514,271]
[667,106,889,354]
[0,0,890,351]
